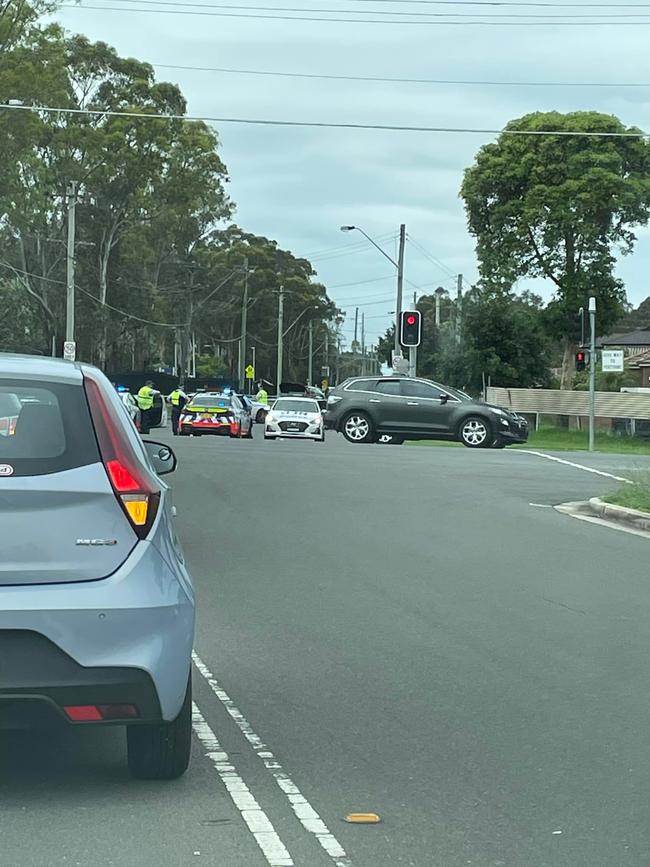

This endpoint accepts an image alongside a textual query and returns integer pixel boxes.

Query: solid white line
[191,703,294,867]
[193,652,353,867]
[516,449,634,484]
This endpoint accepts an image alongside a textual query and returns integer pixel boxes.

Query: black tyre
[459,416,492,449]
[127,675,192,780]
[341,412,374,444]
[491,438,507,449]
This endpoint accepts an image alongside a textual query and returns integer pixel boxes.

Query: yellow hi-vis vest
[169,389,184,407]
[137,385,155,411]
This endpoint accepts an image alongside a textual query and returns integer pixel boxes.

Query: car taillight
[84,372,160,537]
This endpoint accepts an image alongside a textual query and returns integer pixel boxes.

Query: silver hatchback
[0,354,195,779]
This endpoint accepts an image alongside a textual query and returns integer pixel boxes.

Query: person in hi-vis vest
[168,385,188,436]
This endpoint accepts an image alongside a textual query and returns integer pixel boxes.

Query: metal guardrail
[486,387,650,421]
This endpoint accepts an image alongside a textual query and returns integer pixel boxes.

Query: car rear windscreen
[0,380,99,476]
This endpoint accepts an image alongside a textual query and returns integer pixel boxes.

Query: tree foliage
[0,17,340,384]
[461,111,650,384]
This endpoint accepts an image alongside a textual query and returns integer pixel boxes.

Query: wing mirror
[439,394,449,405]
[143,440,177,476]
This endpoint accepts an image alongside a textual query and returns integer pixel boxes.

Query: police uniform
[168,387,187,436]
[137,384,156,434]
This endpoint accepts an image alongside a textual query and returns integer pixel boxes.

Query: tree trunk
[559,337,574,390]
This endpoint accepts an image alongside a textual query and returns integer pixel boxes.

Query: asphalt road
[3,431,650,867]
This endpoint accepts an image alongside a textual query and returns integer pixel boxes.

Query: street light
[339,223,405,357]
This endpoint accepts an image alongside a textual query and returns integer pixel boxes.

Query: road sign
[391,351,409,374]
[601,349,624,373]
[63,340,76,361]
[245,364,255,380]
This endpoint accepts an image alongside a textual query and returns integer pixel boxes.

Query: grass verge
[408,426,650,454]
[602,484,650,513]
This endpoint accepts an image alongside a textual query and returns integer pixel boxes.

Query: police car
[264,397,325,442]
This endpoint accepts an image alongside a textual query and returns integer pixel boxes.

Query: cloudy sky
[56,1,650,347]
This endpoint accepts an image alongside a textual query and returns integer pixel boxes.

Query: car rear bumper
[0,540,194,723]
[0,631,161,728]
[180,423,232,435]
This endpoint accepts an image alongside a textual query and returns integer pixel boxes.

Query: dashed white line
[516,449,634,484]
[191,703,294,867]
[193,652,353,867]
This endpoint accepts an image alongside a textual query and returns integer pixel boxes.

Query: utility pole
[435,286,444,327]
[361,312,365,376]
[409,290,417,377]
[276,285,284,397]
[589,296,596,452]
[353,306,359,373]
[455,274,463,345]
[308,318,313,386]
[251,346,256,395]
[65,180,78,354]
[239,256,249,391]
[394,223,406,356]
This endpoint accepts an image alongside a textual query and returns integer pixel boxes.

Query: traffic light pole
[408,290,417,376]
[588,296,596,452]
[393,224,406,355]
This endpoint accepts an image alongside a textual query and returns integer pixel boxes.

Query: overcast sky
[56,2,650,346]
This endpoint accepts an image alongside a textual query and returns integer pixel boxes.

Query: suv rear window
[0,381,99,476]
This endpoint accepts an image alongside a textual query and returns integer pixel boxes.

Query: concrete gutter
[589,497,650,533]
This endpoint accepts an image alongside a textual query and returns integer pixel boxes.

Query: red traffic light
[575,350,587,372]
[399,310,422,347]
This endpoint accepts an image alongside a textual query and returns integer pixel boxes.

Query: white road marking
[193,652,353,867]
[517,450,634,484]
[191,703,294,867]
[529,502,553,508]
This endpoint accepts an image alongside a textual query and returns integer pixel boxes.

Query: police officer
[168,384,187,436]
[137,380,157,434]
[255,383,269,405]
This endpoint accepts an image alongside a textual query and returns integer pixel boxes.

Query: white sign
[63,341,76,361]
[601,349,624,373]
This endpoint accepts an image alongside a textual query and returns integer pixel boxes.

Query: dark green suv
[324,376,528,448]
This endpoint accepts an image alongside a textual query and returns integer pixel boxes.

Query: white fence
[486,387,650,421]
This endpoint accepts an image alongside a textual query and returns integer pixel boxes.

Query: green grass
[603,484,650,513]
[408,426,650,455]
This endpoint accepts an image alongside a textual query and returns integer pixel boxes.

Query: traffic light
[575,349,588,372]
[399,310,422,347]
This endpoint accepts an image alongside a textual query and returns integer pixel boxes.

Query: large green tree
[461,111,650,386]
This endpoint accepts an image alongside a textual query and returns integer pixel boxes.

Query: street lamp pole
[589,296,596,452]
[276,285,284,398]
[340,223,406,361]
[308,318,313,386]
[65,180,78,350]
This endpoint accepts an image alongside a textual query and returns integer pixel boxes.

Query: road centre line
[191,703,294,867]
[193,652,353,867]
[516,449,634,484]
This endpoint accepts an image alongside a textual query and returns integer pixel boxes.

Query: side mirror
[143,440,177,476]
[439,394,449,405]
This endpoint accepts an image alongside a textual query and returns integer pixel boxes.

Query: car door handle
[407,401,419,406]
[369,399,381,403]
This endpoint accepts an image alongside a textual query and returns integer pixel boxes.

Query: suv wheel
[459,416,492,449]
[127,675,192,780]
[342,412,374,444]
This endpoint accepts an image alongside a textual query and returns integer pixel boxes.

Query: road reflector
[344,813,381,824]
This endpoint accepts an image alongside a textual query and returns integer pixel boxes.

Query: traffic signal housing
[575,349,588,372]
[399,310,422,347]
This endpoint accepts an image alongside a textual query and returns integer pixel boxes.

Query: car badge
[0,464,14,476]
[76,539,119,546]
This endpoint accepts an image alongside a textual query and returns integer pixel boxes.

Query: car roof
[0,352,84,384]
[274,396,320,404]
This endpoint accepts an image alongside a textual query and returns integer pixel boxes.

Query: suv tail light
[84,372,161,538]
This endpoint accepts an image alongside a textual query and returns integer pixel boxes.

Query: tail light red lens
[64,704,139,722]
[84,372,160,537]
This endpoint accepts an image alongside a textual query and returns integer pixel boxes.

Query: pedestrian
[137,380,157,435]
[168,383,188,436]
[255,382,269,405]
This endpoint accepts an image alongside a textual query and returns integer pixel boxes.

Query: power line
[2,102,647,138]
[153,61,650,90]
[62,4,650,24]
[77,0,650,18]
[328,274,394,288]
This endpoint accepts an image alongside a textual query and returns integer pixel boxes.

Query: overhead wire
[152,62,650,90]
[2,102,647,138]
[62,4,650,24]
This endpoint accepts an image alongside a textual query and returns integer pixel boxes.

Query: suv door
[371,379,410,433]
[399,379,459,435]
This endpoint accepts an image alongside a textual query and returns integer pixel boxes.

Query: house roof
[626,349,650,368]
[596,327,650,348]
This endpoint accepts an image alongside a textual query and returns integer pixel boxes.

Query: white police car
[264,397,325,442]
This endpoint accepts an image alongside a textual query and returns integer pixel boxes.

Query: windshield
[4,6,650,867]
[273,399,320,413]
